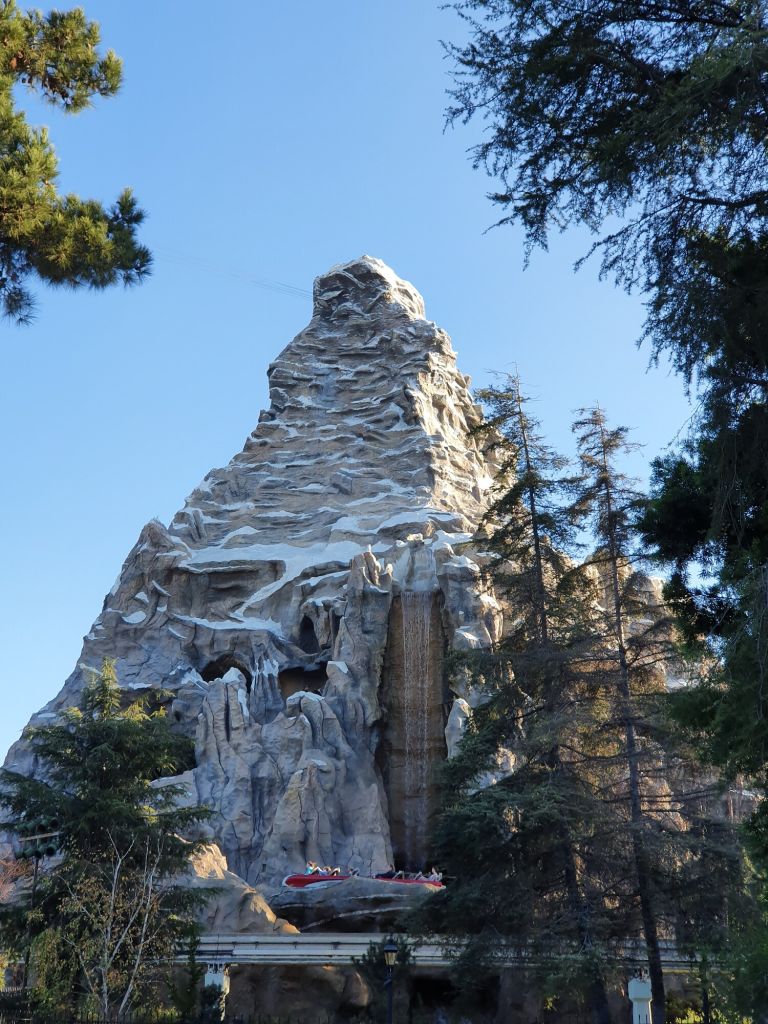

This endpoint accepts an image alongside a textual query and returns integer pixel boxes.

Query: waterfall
[401,590,434,868]
[379,588,444,869]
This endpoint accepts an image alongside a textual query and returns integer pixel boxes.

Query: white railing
[193,932,691,971]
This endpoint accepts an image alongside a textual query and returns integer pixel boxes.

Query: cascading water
[401,590,434,868]
[379,585,446,869]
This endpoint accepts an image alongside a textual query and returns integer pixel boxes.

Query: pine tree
[422,377,618,1024]
[0,660,209,1017]
[573,406,751,1024]
[422,389,749,1024]
[573,407,669,1024]
[0,2,150,323]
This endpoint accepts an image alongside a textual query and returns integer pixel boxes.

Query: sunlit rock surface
[6,257,502,888]
[186,843,297,934]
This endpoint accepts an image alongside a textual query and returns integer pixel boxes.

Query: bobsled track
[192,933,693,972]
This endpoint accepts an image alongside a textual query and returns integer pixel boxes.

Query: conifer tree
[573,406,751,1024]
[0,660,209,1017]
[422,376,616,1024]
[574,407,668,1024]
[422,389,749,1024]
[0,2,150,323]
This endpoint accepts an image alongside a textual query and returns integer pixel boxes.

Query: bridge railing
[193,932,694,971]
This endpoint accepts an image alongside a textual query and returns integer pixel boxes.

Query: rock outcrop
[6,257,502,888]
[186,844,297,935]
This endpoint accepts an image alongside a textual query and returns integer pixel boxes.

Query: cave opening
[278,662,328,701]
[409,974,460,1013]
[200,656,253,692]
[298,615,321,655]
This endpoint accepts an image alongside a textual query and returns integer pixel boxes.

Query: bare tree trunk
[560,775,613,1024]
[516,382,549,646]
[598,421,666,1024]
[518,393,612,1024]
[701,979,711,1024]
[611,556,665,1024]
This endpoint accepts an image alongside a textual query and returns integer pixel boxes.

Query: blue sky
[0,1,690,759]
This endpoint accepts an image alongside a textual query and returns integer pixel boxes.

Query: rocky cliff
[6,257,502,888]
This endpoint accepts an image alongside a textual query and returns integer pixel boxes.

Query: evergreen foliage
[443,1,768,312]
[168,935,205,1020]
[0,1,150,323]
[443,0,768,926]
[574,407,669,1024]
[0,660,209,1018]
[419,383,747,1024]
[420,380,615,1022]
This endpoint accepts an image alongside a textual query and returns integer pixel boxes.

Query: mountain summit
[172,254,490,560]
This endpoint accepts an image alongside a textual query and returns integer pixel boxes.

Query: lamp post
[383,940,398,1024]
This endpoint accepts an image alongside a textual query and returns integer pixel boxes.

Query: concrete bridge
[193,933,681,1024]
[195,932,692,972]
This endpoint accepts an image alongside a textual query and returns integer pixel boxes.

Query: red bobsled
[282,873,443,889]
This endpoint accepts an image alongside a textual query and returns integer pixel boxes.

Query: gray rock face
[185,843,298,935]
[6,257,501,887]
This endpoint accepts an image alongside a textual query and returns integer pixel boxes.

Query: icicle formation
[401,590,433,868]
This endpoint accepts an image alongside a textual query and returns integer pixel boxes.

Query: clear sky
[0,1,691,760]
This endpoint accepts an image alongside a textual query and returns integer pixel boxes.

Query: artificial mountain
[5,256,503,894]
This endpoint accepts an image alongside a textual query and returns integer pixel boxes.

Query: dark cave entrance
[409,973,461,1014]
[200,655,254,691]
[278,662,328,700]
[298,615,321,655]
